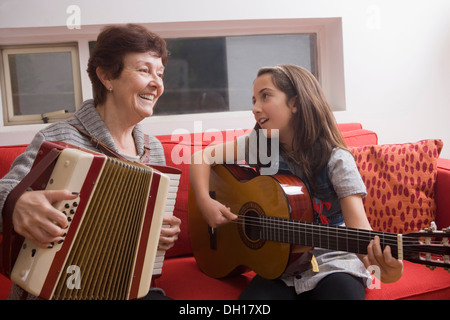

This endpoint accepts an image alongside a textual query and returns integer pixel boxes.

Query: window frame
[1,43,82,125]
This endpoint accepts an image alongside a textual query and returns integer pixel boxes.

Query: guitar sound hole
[244,210,261,242]
[238,201,265,250]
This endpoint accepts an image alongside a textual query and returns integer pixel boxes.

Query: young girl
[189,64,403,300]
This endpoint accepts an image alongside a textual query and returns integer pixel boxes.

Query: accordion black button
[65,203,70,209]
[73,202,78,207]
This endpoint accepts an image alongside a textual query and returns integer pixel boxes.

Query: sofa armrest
[435,158,450,229]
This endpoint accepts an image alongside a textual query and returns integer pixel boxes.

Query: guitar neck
[260,216,402,259]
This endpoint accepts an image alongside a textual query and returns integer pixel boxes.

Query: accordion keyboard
[152,172,181,277]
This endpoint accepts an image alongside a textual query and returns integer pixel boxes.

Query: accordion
[3,141,180,300]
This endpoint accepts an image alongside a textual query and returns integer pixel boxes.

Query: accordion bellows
[11,141,171,300]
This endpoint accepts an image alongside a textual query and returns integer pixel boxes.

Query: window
[1,44,82,125]
[155,33,317,116]
[0,18,343,130]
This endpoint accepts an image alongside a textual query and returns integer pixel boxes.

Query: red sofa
[1,123,449,300]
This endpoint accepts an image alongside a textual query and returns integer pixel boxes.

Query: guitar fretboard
[255,215,400,258]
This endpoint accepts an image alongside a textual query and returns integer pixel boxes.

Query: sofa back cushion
[0,145,28,178]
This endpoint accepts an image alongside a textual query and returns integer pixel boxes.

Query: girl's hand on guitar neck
[363,235,404,283]
[341,195,403,283]
[198,196,237,228]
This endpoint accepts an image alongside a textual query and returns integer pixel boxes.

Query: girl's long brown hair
[255,64,347,192]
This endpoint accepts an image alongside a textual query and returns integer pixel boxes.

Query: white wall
[1,0,449,158]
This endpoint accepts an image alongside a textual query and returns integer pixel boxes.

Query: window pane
[154,33,316,116]
[225,34,316,111]
[7,51,76,116]
[156,37,229,115]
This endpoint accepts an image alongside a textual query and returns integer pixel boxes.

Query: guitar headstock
[404,222,450,271]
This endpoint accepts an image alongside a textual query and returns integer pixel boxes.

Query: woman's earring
[109,87,113,92]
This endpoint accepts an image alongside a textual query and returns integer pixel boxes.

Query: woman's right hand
[12,189,78,249]
[198,196,237,228]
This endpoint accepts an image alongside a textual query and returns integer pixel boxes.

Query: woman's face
[252,73,297,146]
[108,51,164,121]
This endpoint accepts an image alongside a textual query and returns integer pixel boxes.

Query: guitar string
[228,215,444,248]
[227,217,450,264]
[232,214,435,242]
[231,215,400,243]
[251,218,442,248]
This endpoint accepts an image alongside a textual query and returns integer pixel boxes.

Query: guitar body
[188,164,313,279]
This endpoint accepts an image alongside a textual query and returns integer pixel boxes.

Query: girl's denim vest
[277,155,344,226]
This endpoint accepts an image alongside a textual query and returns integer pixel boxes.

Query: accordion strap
[70,124,151,162]
[1,147,61,278]
[141,134,152,164]
[70,124,128,161]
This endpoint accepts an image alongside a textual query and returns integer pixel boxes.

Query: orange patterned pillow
[350,139,443,234]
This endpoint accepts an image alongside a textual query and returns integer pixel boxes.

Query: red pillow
[350,139,443,234]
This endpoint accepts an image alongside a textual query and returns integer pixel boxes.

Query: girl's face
[252,73,297,148]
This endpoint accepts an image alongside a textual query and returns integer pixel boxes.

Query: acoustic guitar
[188,164,450,279]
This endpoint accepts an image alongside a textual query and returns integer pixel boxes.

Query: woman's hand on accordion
[158,215,181,251]
[12,189,79,249]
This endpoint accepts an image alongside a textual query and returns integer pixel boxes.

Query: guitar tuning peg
[425,221,437,233]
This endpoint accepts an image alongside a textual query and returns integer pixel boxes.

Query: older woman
[0,24,181,300]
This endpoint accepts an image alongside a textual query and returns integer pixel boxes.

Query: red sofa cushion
[0,272,11,300]
[153,256,255,300]
[154,258,450,300]
[0,144,27,178]
[0,145,28,299]
[365,261,450,300]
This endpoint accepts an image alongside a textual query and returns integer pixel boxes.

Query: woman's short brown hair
[87,24,168,105]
